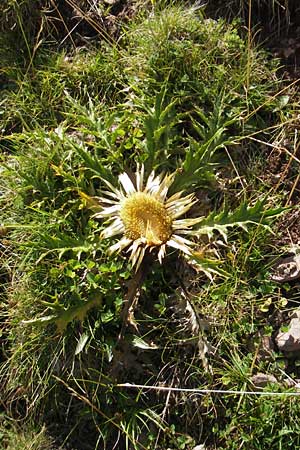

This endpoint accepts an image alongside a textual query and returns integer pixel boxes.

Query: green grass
[1,1,300,449]
[0,417,58,450]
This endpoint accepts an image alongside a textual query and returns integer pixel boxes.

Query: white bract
[94,165,202,270]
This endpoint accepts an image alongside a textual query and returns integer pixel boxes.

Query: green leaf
[32,232,96,263]
[171,95,240,192]
[273,95,289,112]
[71,141,111,181]
[196,200,286,241]
[189,253,228,279]
[143,88,178,170]
[22,295,102,332]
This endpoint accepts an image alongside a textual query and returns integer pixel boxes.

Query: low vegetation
[1,1,299,449]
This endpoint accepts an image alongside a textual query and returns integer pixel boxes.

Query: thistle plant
[81,160,284,278]
[88,164,202,270]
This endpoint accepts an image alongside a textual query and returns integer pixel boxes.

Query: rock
[270,254,300,282]
[291,310,300,320]
[104,0,119,4]
[251,373,278,388]
[284,378,300,391]
[258,335,275,360]
[276,310,300,352]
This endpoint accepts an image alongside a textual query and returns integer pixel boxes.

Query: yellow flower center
[119,192,173,246]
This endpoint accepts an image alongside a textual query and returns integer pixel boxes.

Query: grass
[206,0,298,38]
[1,1,300,449]
[0,418,57,450]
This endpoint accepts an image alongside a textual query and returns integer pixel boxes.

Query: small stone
[258,335,275,360]
[251,373,278,388]
[284,378,300,391]
[276,311,300,352]
[284,378,295,388]
[271,255,300,282]
[291,310,300,320]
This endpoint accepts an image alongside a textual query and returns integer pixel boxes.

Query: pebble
[276,310,300,352]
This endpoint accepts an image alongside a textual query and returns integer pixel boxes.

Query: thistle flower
[94,165,202,270]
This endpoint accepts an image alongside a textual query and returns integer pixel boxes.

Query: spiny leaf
[196,200,286,241]
[22,295,102,333]
[25,228,99,262]
[71,141,111,181]
[171,96,240,192]
[189,253,228,280]
[171,129,232,193]
[41,245,93,263]
[143,88,178,171]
